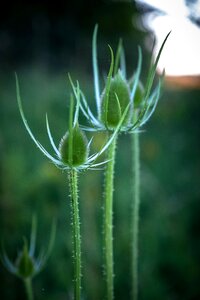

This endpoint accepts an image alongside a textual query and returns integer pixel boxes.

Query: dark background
[0,1,200,299]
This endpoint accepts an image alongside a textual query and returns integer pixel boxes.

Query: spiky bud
[59,124,89,167]
[100,71,131,129]
[16,240,35,279]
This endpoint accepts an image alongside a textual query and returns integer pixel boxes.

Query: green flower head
[16,75,123,171]
[72,25,170,134]
[1,216,56,280]
[101,70,131,129]
[59,123,89,167]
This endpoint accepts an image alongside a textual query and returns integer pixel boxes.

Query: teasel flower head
[1,216,56,280]
[16,75,128,171]
[74,25,170,134]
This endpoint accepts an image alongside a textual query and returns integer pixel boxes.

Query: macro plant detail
[13,17,170,299]
[78,26,170,135]
[1,216,56,300]
[70,25,170,300]
[15,73,128,300]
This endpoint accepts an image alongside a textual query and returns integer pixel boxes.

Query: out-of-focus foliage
[0,1,200,300]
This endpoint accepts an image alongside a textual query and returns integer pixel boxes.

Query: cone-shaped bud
[100,71,131,129]
[16,240,35,279]
[59,124,89,167]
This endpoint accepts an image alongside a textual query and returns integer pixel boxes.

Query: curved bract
[1,216,56,280]
[16,74,126,172]
[74,25,170,134]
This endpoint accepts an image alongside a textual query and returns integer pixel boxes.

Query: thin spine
[29,215,37,257]
[104,46,114,128]
[69,169,81,300]
[92,24,101,115]
[120,44,126,78]
[24,278,34,300]
[131,112,140,300]
[114,38,122,75]
[15,74,62,166]
[104,134,118,300]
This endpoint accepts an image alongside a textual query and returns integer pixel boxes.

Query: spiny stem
[24,278,34,300]
[69,169,81,300]
[104,134,118,300]
[131,115,140,300]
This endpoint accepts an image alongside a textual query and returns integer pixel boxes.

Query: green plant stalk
[104,134,117,300]
[131,113,140,300]
[24,278,34,300]
[69,169,81,300]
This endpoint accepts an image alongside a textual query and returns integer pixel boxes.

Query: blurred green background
[0,1,200,299]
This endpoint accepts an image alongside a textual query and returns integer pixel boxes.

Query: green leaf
[68,94,74,167]
[15,73,62,166]
[73,81,80,126]
[92,24,101,114]
[144,31,171,100]
[114,38,122,75]
[1,244,17,274]
[140,80,161,126]
[130,46,142,101]
[46,114,59,156]
[104,45,114,128]
[42,218,57,266]
[120,43,126,78]
[29,215,37,257]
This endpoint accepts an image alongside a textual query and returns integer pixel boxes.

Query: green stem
[131,127,140,300]
[104,134,118,300]
[69,169,81,300]
[24,278,34,300]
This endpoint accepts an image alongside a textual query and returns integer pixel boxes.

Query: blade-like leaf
[68,94,74,167]
[144,31,170,100]
[104,45,114,128]
[140,80,161,127]
[87,136,93,152]
[1,245,17,274]
[15,74,62,166]
[73,81,80,126]
[35,248,46,273]
[69,74,100,127]
[131,46,142,101]
[120,43,126,78]
[114,38,122,75]
[115,93,122,119]
[68,74,85,124]
[90,159,111,167]
[80,90,100,126]
[92,24,101,114]
[46,114,60,156]
[79,125,102,132]
[29,215,37,257]
[44,218,56,263]
[38,219,56,269]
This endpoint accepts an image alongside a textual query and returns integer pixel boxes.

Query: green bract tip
[16,239,35,279]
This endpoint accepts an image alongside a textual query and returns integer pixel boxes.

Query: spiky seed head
[16,240,35,279]
[100,71,131,129]
[59,124,89,167]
